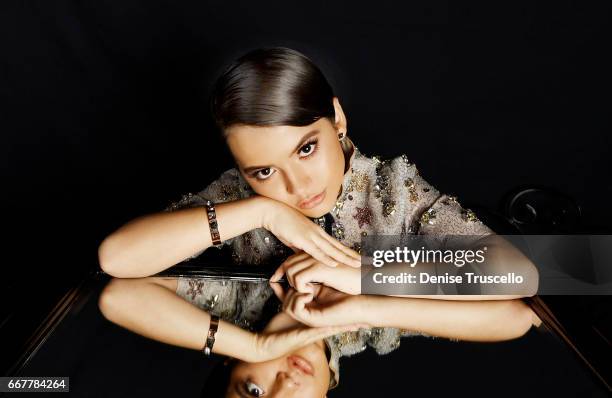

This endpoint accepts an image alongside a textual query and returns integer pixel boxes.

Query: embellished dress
[165,137,495,388]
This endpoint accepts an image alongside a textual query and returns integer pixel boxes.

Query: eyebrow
[242,129,320,173]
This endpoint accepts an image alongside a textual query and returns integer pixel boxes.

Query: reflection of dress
[167,137,495,388]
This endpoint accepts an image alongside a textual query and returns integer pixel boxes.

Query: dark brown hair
[210,47,336,136]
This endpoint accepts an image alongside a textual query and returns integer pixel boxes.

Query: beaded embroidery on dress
[166,137,496,388]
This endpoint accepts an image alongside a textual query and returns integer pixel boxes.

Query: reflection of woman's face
[226,340,330,397]
[226,100,347,219]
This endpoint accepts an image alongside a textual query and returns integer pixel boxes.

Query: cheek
[317,147,343,179]
[300,379,329,397]
[252,182,284,201]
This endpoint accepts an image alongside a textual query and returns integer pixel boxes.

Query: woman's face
[225,98,348,219]
[226,340,330,397]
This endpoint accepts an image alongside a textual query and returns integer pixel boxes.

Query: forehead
[225,118,332,168]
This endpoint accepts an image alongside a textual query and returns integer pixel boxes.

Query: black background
[1,0,610,395]
[2,1,611,282]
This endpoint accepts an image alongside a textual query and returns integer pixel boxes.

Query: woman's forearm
[98,195,274,278]
[359,295,535,342]
[98,278,258,361]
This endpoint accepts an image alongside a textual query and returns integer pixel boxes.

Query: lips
[298,190,326,209]
[288,355,314,376]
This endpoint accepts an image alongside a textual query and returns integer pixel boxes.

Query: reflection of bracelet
[203,315,220,356]
[204,200,222,247]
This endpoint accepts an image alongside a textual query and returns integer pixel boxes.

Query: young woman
[98,47,542,396]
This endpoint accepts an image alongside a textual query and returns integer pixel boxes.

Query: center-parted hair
[211,47,336,136]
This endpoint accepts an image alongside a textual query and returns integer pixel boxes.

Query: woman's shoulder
[201,167,255,203]
[352,148,424,184]
[350,149,442,216]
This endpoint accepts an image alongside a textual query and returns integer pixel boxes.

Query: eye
[245,381,265,397]
[254,167,275,181]
[298,139,318,158]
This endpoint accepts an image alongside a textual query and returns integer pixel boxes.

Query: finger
[270,262,289,282]
[293,268,319,294]
[276,236,297,252]
[287,293,318,326]
[285,259,316,289]
[285,292,313,324]
[286,250,312,264]
[283,290,314,324]
[303,241,339,268]
[319,230,362,261]
[282,288,298,313]
[270,252,311,282]
[310,282,323,298]
[292,292,314,314]
[269,282,285,302]
[313,234,361,268]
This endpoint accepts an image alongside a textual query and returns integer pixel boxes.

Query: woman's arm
[282,287,538,342]
[98,277,360,362]
[98,195,272,278]
[98,277,256,360]
[360,295,536,342]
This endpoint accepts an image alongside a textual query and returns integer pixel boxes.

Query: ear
[332,97,348,134]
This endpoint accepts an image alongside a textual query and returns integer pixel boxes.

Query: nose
[275,371,301,391]
[283,164,312,197]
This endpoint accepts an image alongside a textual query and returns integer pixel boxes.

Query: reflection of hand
[271,283,371,329]
[249,312,362,362]
[261,200,361,268]
[270,251,360,295]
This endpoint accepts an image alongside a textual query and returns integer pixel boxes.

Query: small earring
[338,131,346,140]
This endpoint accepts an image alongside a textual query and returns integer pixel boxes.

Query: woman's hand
[247,311,363,362]
[271,283,371,329]
[270,251,361,295]
[261,200,361,268]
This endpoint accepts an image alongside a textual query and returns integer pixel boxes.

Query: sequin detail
[313,216,326,229]
[400,153,413,167]
[332,222,345,240]
[332,198,345,218]
[373,157,396,217]
[204,294,219,310]
[347,171,370,193]
[353,206,373,228]
[186,279,204,300]
[461,208,480,222]
[165,192,199,211]
[420,208,437,225]
[442,195,459,206]
[404,177,419,203]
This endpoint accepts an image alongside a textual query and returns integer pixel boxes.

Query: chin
[303,200,335,219]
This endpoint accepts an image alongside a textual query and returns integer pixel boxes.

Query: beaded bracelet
[204,200,222,247]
